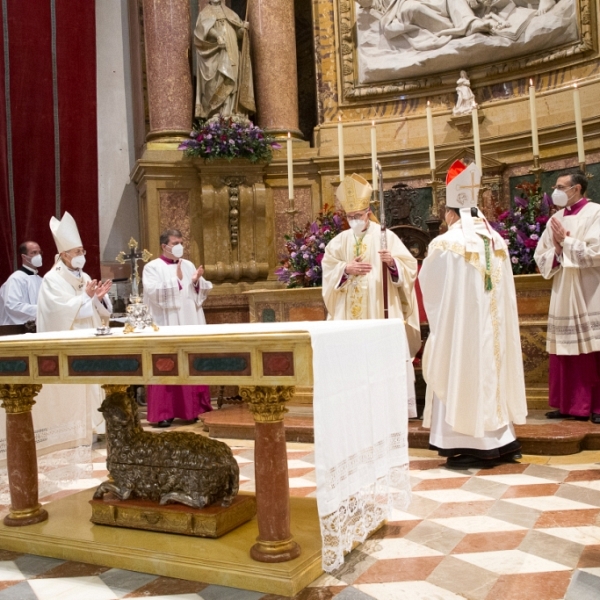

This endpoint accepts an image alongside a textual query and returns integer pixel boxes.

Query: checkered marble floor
[0,432,599,599]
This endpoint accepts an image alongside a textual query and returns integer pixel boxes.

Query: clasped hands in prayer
[345,251,394,275]
[550,218,570,255]
[85,279,112,300]
[176,261,204,284]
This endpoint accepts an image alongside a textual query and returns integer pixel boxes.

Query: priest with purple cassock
[419,161,527,469]
[534,171,600,424]
[142,229,213,427]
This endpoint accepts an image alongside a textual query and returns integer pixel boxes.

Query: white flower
[530,234,539,240]
[511,256,519,264]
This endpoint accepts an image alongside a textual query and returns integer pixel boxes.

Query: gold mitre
[336,173,372,213]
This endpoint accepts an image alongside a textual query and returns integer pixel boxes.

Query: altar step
[200,404,600,456]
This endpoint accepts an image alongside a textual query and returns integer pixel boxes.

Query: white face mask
[70,255,86,270]
[551,186,573,208]
[168,243,184,258]
[29,254,43,268]
[348,219,366,236]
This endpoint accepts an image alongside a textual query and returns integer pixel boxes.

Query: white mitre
[445,160,481,209]
[50,211,83,253]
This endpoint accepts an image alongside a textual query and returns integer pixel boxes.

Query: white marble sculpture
[453,70,475,116]
[355,0,578,84]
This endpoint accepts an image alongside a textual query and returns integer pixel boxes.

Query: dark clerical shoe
[545,410,588,421]
[591,414,600,425]
[154,419,174,428]
[445,455,497,470]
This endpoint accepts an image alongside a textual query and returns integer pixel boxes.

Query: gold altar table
[0,324,322,596]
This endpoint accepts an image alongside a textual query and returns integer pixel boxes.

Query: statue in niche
[194,0,255,120]
[452,70,475,116]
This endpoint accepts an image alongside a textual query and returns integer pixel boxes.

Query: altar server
[534,171,600,424]
[142,229,213,427]
[0,241,43,325]
[419,161,527,469]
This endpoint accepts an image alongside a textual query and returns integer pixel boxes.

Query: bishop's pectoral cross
[458,171,480,205]
[116,238,152,300]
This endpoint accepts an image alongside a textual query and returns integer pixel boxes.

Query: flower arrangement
[491,180,553,275]
[178,115,281,163]
[275,205,346,288]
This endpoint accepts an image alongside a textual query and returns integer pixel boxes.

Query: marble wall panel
[159,190,191,256]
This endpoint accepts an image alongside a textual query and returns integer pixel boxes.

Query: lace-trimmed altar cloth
[310,318,413,572]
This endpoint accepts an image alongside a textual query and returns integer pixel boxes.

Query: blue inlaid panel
[0,358,29,375]
[188,353,251,377]
[68,355,142,377]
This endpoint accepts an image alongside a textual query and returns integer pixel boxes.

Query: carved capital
[101,384,131,396]
[239,386,295,423]
[0,384,42,414]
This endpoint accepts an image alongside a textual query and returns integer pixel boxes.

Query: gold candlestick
[529,155,544,177]
[578,162,594,180]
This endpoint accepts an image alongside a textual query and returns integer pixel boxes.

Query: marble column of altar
[142,0,193,141]
[247,0,302,139]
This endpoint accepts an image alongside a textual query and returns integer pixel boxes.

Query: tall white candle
[287,132,294,201]
[573,83,585,164]
[338,115,345,181]
[529,79,540,157]
[472,102,482,170]
[426,101,436,171]
[371,120,377,189]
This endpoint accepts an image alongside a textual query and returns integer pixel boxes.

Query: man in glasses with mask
[0,241,44,325]
[534,171,600,424]
[142,228,213,427]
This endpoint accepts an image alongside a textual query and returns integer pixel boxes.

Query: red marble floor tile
[0,550,21,561]
[501,484,561,499]
[577,544,600,568]
[429,500,496,519]
[451,530,528,554]
[535,509,600,528]
[409,459,447,470]
[124,576,207,597]
[0,582,20,592]
[565,469,600,482]
[92,469,109,478]
[484,571,572,600]
[354,556,444,583]
[287,468,316,478]
[289,488,316,497]
[413,477,471,491]
[34,560,110,578]
[369,520,422,539]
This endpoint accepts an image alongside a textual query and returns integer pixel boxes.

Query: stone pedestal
[142,0,192,140]
[240,385,301,563]
[0,385,48,527]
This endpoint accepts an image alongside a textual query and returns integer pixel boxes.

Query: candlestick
[529,79,540,157]
[338,115,345,181]
[471,102,482,170]
[286,132,294,201]
[426,101,436,170]
[371,120,377,189]
[573,83,585,165]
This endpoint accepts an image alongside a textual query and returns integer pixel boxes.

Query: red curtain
[0,0,99,285]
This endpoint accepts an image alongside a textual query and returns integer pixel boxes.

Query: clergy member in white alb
[0,241,43,325]
[142,228,213,427]
[37,211,113,436]
[419,160,527,469]
[534,171,600,424]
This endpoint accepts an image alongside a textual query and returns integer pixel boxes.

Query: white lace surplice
[310,319,412,572]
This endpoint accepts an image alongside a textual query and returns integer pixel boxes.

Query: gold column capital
[101,384,131,395]
[240,386,295,423]
[0,384,42,414]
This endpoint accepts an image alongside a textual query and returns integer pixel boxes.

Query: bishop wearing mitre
[419,161,527,469]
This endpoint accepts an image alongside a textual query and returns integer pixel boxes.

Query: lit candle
[371,120,377,189]
[338,115,345,181]
[529,79,540,157]
[573,83,585,164]
[287,132,294,201]
[426,101,436,171]
[471,102,482,170]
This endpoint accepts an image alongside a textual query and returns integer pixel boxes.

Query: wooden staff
[376,161,389,319]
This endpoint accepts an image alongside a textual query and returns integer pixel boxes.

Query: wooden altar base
[0,490,323,597]
[201,405,600,455]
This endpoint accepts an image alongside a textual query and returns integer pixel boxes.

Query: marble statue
[194,0,255,119]
[355,0,577,84]
[453,70,475,116]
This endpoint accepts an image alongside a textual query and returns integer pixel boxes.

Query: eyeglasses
[552,185,574,192]
[346,210,368,220]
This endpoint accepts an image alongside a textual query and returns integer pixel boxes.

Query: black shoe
[591,413,600,424]
[545,410,588,421]
[154,419,174,428]
[445,455,497,470]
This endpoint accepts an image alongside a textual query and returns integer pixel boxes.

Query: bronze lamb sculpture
[93,388,239,508]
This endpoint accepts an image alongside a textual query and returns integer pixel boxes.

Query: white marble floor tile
[412,489,492,503]
[388,508,422,521]
[503,495,596,511]
[430,515,526,533]
[355,581,466,599]
[0,561,26,580]
[288,478,316,489]
[29,576,117,600]
[454,549,572,574]
[476,474,556,486]
[568,480,600,492]
[361,537,444,559]
[410,469,468,480]
[234,456,253,465]
[287,459,315,469]
[536,526,600,545]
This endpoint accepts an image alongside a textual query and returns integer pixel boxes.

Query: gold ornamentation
[0,384,42,414]
[239,386,295,422]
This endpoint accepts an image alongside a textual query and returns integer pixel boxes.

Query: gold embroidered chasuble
[534,201,600,355]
